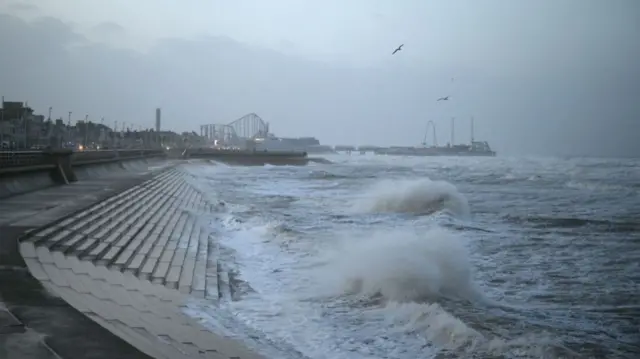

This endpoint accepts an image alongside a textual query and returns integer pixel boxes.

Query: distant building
[1,101,35,148]
[1,101,33,120]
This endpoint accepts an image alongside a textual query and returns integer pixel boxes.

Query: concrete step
[23,170,179,251]
[20,169,226,298]
[191,222,209,298]
[205,240,220,300]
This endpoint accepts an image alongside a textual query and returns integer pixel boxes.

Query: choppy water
[182,155,640,359]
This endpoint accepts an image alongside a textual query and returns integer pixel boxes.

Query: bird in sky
[437,96,450,101]
[392,44,404,55]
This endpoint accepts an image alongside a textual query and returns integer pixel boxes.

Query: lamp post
[100,117,104,148]
[66,111,72,148]
[113,120,118,148]
[20,105,26,149]
[84,114,89,149]
[44,106,52,147]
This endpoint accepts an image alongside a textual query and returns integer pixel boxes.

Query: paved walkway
[1,162,265,359]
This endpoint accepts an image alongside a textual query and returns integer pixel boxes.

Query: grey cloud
[87,21,128,47]
[0,13,638,157]
[6,2,38,12]
[91,21,126,36]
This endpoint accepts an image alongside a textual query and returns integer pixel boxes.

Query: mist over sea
[181,154,640,359]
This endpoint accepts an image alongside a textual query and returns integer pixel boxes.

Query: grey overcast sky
[0,0,639,157]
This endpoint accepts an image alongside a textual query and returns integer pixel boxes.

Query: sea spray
[314,227,482,303]
[352,178,470,217]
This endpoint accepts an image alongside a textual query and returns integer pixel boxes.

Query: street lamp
[84,114,89,149]
[113,120,118,148]
[99,117,104,149]
[66,111,72,148]
[20,105,26,149]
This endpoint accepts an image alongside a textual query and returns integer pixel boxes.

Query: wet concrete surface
[0,270,151,359]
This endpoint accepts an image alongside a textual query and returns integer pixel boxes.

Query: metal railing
[0,151,49,168]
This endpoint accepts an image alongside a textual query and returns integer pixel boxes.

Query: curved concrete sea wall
[0,172,58,199]
[72,160,156,181]
[0,150,166,199]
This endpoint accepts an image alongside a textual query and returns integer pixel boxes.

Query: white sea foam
[315,227,482,303]
[352,178,470,217]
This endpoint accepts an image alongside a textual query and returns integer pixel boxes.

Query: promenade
[0,156,266,359]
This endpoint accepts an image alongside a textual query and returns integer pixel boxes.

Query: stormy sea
[182,154,639,359]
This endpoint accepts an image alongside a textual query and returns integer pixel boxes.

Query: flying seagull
[392,44,404,55]
[437,96,450,101]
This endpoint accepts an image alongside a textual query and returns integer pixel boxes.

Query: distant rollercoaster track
[227,113,269,139]
[199,113,270,146]
[422,120,438,146]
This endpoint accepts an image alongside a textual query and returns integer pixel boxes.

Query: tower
[155,108,161,132]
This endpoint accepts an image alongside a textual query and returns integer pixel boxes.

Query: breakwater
[184,148,331,166]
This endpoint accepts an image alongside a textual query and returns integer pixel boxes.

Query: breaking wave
[353,178,470,217]
[317,227,484,303]
[200,198,575,358]
[311,227,571,357]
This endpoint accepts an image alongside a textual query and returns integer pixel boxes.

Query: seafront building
[0,100,190,151]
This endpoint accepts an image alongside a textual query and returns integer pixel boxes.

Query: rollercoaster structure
[421,120,438,147]
[199,113,270,147]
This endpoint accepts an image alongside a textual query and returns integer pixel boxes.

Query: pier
[184,148,320,166]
